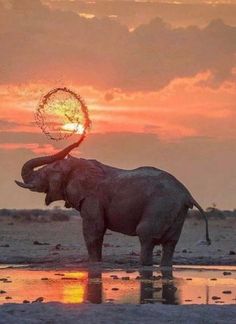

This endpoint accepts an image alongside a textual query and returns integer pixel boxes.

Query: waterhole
[0,266,235,305]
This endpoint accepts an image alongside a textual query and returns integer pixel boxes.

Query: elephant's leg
[81,197,105,262]
[139,236,155,266]
[83,232,105,262]
[160,205,188,269]
[160,240,177,267]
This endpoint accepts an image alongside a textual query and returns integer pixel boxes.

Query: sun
[62,123,85,134]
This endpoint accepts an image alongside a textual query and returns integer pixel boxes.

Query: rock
[121,277,130,280]
[32,297,44,303]
[229,250,235,255]
[111,288,119,291]
[212,296,221,300]
[186,278,192,281]
[33,241,49,246]
[223,271,232,276]
[185,299,192,302]
[5,296,12,300]
[0,244,9,248]
[41,278,49,280]
[110,275,119,279]
[23,300,30,304]
[222,290,232,294]
[55,244,62,250]
[0,290,6,294]
[182,249,187,253]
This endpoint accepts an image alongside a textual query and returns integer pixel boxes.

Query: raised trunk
[21,137,84,183]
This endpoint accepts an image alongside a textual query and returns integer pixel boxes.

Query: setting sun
[62,123,85,134]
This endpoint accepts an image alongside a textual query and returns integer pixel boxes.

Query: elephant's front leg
[81,197,105,262]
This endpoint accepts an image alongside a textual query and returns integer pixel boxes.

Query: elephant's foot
[88,254,102,263]
[160,266,173,279]
[85,237,103,263]
[160,241,176,277]
[141,258,153,266]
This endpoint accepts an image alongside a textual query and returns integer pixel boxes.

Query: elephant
[15,141,210,269]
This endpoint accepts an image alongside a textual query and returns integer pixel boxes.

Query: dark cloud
[43,0,236,29]
[0,1,235,91]
[0,119,19,130]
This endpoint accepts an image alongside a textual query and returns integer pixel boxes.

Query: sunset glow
[0,0,236,209]
[0,269,235,305]
[62,123,85,134]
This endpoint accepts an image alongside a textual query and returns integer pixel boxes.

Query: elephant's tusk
[15,180,35,190]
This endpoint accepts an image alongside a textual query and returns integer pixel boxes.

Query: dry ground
[0,215,235,267]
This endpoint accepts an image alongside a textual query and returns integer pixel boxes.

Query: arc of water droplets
[35,87,91,142]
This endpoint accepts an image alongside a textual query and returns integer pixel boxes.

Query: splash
[35,87,91,142]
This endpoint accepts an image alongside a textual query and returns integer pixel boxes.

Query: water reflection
[87,269,102,304]
[139,269,178,304]
[0,267,235,305]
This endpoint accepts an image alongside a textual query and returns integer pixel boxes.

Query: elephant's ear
[65,158,105,206]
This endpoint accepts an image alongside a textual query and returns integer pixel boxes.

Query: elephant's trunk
[21,137,84,183]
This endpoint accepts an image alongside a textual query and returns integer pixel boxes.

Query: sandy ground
[0,215,236,323]
[0,215,235,267]
[0,303,235,324]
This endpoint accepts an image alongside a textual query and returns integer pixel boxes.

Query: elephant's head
[15,141,82,206]
[15,140,105,207]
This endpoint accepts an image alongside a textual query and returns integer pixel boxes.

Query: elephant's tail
[190,198,211,245]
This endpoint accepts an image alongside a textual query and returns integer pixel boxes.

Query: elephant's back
[108,166,191,197]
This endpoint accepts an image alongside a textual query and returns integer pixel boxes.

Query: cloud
[0,119,19,130]
[43,0,236,29]
[0,142,57,154]
[0,1,235,92]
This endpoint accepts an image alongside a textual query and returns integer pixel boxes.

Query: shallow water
[0,266,235,305]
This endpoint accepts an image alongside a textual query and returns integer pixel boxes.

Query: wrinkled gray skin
[16,142,210,270]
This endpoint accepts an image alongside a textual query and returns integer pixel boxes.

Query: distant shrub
[0,208,78,222]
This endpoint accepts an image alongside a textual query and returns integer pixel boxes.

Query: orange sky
[0,0,236,209]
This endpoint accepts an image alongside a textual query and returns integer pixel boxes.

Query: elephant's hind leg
[139,236,155,266]
[160,241,177,267]
[136,196,184,267]
[160,205,188,276]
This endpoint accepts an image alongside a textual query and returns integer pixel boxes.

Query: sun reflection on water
[0,268,235,305]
